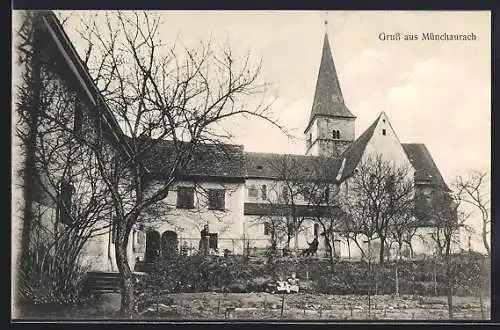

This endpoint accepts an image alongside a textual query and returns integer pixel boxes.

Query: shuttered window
[208,189,225,211]
[177,186,194,209]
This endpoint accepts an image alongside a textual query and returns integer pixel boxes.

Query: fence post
[280,293,285,318]
[395,266,399,297]
[434,259,438,296]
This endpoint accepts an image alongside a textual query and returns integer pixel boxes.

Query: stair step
[83,272,122,293]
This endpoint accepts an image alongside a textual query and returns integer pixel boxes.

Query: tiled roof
[335,114,381,181]
[402,143,449,190]
[305,33,355,133]
[244,152,341,182]
[140,139,246,180]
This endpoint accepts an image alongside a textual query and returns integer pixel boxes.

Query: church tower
[304,27,356,157]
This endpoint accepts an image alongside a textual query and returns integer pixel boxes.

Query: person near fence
[199,224,210,255]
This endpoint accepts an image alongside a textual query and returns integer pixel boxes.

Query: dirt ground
[16,292,490,320]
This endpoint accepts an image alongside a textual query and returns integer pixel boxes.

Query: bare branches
[15,14,117,302]
[455,170,490,257]
[342,155,415,263]
[53,11,286,315]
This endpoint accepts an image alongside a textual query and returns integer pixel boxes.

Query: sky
[58,10,490,251]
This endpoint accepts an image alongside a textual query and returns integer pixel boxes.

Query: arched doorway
[145,230,161,263]
[161,230,178,258]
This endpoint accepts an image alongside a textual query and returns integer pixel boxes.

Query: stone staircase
[82,271,121,294]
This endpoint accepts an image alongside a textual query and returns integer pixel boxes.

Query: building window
[314,223,320,237]
[324,186,330,202]
[332,130,340,139]
[264,222,271,236]
[261,185,267,200]
[248,186,258,198]
[208,189,225,211]
[177,186,194,209]
[58,180,74,225]
[382,129,387,136]
[132,230,137,252]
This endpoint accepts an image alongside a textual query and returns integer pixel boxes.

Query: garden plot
[16,292,489,320]
[143,292,489,320]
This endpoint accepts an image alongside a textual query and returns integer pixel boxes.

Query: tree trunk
[324,234,334,266]
[379,237,385,264]
[445,237,453,319]
[346,237,351,260]
[115,223,134,317]
[482,223,490,257]
[367,257,372,318]
[395,265,399,297]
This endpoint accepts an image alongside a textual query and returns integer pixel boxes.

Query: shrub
[18,258,89,305]
[134,251,489,298]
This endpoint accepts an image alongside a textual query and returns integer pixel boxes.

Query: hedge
[137,252,490,297]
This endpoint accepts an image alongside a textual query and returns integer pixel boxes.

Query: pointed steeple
[305,31,355,132]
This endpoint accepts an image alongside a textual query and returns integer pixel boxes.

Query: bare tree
[15,11,43,278]
[15,12,115,302]
[250,155,339,260]
[388,213,419,261]
[299,157,343,266]
[416,187,470,319]
[455,170,490,257]
[59,11,283,315]
[255,211,287,259]
[342,155,415,264]
[262,155,313,250]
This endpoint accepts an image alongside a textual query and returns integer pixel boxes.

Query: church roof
[335,114,381,181]
[402,143,449,190]
[132,122,448,191]
[244,152,341,182]
[305,32,355,133]
[330,114,449,190]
